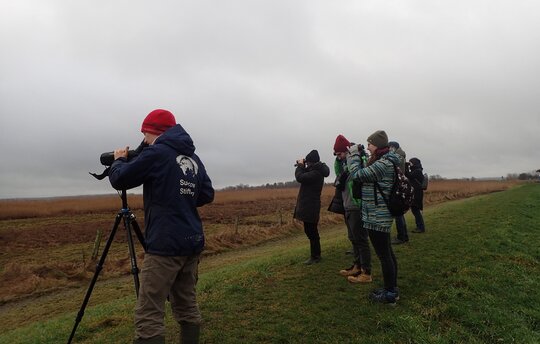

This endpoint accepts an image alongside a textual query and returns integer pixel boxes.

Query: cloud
[1,1,540,198]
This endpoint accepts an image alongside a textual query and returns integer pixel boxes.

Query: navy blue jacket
[109,124,214,256]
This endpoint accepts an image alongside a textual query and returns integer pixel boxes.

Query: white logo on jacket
[176,155,199,196]
[176,155,199,176]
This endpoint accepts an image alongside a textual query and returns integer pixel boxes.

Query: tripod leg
[130,214,146,250]
[67,213,122,344]
[124,211,142,296]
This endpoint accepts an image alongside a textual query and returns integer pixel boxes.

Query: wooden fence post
[92,229,102,260]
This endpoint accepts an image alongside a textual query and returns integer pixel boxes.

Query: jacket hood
[383,151,401,167]
[410,157,423,170]
[411,163,423,171]
[311,161,330,177]
[155,124,195,156]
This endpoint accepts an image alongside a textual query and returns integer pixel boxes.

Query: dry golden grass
[422,179,518,204]
[0,179,519,303]
[0,180,517,220]
[214,187,314,203]
[0,194,144,220]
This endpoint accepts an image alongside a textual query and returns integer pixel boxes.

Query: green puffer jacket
[347,151,401,232]
[334,158,366,209]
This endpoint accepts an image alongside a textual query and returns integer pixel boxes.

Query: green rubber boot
[180,322,200,344]
[133,335,165,344]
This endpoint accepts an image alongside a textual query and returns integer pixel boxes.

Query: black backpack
[421,173,429,190]
[376,161,414,216]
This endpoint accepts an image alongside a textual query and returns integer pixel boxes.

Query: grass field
[0,181,516,305]
[0,182,538,343]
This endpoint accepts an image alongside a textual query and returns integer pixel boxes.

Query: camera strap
[89,167,111,180]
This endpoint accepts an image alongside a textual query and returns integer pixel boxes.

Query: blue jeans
[411,206,425,231]
[395,215,409,241]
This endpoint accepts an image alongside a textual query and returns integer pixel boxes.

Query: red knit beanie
[141,109,176,135]
[333,134,351,153]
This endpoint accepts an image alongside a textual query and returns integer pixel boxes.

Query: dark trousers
[345,210,371,273]
[304,222,321,258]
[411,206,425,231]
[368,229,398,291]
[395,215,409,241]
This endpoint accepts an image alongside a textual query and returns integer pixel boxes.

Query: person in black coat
[294,149,330,264]
[405,157,426,233]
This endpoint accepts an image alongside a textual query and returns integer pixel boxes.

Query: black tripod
[68,190,146,343]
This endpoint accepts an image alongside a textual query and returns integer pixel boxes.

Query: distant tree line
[220,170,540,191]
[506,171,540,180]
[221,180,300,191]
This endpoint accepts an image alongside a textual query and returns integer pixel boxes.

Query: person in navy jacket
[109,109,214,344]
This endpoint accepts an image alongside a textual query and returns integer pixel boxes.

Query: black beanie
[389,141,400,149]
[305,150,320,163]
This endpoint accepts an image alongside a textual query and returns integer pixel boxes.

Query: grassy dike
[1,184,539,343]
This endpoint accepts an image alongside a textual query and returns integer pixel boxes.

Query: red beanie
[333,134,351,153]
[141,109,176,135]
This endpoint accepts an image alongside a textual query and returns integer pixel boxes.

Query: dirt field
[0,180,518,304]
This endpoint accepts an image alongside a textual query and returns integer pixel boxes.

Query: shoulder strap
[375,159,398,207]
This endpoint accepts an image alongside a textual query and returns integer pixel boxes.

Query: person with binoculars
[332,134,373,284]
[293,149,330,264]
[347,130,401,305]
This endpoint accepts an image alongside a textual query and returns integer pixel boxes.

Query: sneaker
[304,256,321,265]
[347,271,373,283]
[371,287,400,301]
[369,289,397,305]
[339,264,361,276]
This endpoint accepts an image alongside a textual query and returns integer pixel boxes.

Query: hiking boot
[347,270,373,283]
[369,289,397,305]
[304,256,321,265]
[371,287,400,301]
[391,238,408,245]
[339,264,361,276]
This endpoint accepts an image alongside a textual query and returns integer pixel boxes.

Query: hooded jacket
[405,159,424,210]
[294,161,330,223]
[109,124,214,256]
[347,151,401,232]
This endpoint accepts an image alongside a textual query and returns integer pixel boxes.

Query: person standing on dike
[294,149,330,264]
[347,130,400,304]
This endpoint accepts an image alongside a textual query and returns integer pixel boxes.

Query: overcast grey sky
[1,0,539,198]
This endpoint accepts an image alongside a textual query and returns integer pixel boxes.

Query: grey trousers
[345,210,372,272]
[134,253,202,340]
